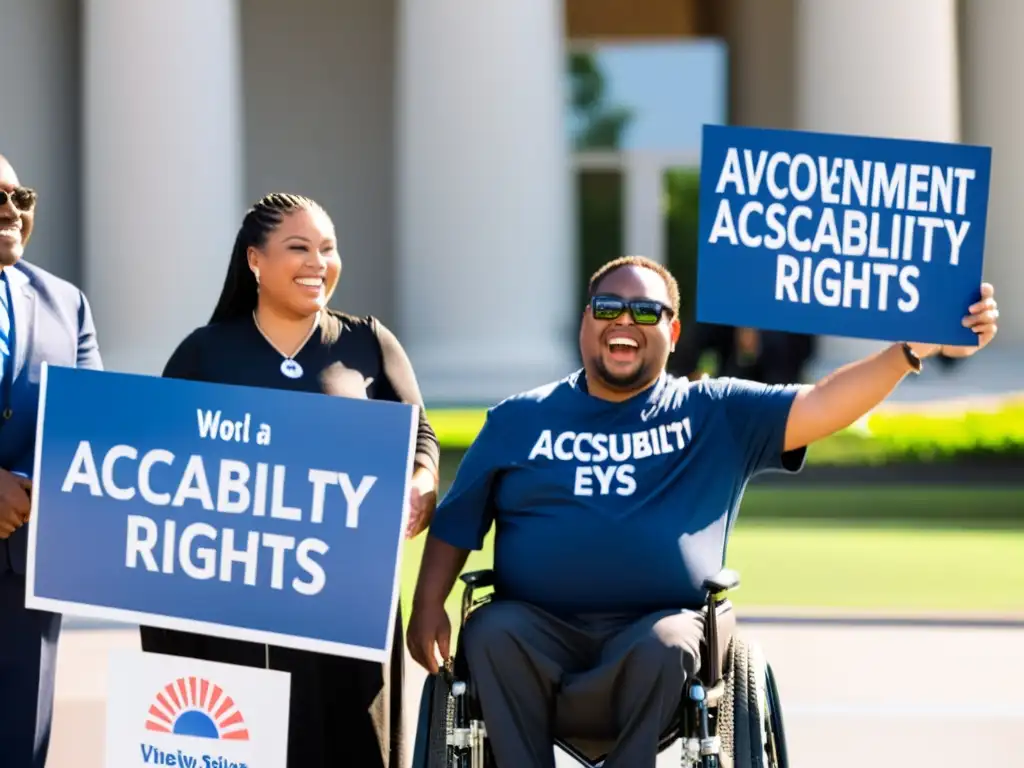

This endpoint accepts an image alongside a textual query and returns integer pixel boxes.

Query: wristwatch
[900,342,923,373]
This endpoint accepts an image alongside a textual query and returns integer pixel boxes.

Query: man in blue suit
[0,154,103,767]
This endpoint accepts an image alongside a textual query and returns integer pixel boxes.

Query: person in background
[0,154,104,768]
[671,321,816,385]
[137,192,439,768]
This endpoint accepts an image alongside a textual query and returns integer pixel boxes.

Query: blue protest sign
[696,125,992,346]
[25,364,417,663]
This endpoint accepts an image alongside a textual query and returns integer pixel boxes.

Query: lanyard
[0,273,14,429]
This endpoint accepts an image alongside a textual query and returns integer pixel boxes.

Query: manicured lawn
[721,486,1024,526]
[721,521,1024,612]
[427,397,1024,466]
[397,487,1024,628]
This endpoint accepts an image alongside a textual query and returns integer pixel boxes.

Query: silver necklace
[252,310,320,379]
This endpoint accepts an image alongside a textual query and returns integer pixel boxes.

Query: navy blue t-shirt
[429,371,807,616]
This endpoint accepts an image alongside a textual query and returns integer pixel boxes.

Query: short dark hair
[209,193,328,324]
[587,255,681,317]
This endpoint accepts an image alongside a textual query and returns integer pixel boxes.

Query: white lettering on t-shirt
[573,464,636,497]
[528,418,692,497]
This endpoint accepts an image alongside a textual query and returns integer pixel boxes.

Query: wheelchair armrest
[459,570,495,589]
[701,569,740,689]
[458,570,496,626]
[702,568,740,596]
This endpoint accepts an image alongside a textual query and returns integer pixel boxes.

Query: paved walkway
[49,620,1024,768]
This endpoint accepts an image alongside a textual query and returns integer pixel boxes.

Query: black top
[162,310,440,477]
[146,310,431,767]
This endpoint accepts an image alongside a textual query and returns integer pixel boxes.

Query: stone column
[82,0,245,374]
[959,2,1024,345]
[396,0,577,403]
[793,0,960,368]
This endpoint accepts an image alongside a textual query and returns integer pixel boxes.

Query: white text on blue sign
[707,148,978,312]
[57,408,378,597]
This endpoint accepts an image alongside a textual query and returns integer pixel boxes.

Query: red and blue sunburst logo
[144,677,250,741]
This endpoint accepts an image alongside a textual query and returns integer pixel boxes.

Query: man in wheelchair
[408,257,999,767]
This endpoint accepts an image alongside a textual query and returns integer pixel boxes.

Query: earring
[253,268,260,285]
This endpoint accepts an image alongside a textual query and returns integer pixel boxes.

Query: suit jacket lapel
[9,270,36,381]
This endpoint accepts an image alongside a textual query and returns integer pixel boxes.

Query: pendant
[280,359,303,379]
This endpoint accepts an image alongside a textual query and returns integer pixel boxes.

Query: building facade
[1,0,1017,404]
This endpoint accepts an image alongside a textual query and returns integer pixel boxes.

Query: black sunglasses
[590,294,672,325]
[0,187,37,212]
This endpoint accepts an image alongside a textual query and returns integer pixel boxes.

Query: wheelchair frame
[413,567,790,767]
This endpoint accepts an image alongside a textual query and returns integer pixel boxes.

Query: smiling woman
[136,192,441,768]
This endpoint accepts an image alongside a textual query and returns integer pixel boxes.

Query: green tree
[569,51,634,320]
[664,168,702,322]
[568,52,633,151]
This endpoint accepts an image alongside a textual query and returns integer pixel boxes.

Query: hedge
[427,396,1024,466]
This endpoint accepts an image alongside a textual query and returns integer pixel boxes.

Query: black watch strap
[901,342,923,373]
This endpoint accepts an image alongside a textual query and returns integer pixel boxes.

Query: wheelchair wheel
[411,673,453,767]
[718,637,789,768]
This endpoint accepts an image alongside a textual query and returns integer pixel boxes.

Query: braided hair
[209,193,328,324]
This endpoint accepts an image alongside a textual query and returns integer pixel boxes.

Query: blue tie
[0,271,11,413]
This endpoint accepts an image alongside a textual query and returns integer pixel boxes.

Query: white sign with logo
[105,649,291,768]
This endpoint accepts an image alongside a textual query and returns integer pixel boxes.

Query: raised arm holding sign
[693,124,1001,449]
[780,282,998,450]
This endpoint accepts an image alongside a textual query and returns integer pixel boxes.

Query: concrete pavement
[47,620,1024,768]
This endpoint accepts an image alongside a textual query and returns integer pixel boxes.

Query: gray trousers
[461,599,735,768]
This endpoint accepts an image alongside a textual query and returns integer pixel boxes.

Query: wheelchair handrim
[762,662,789,768]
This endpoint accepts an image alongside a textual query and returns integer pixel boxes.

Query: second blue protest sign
[25,364,417,663]
[696,124,992,346]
